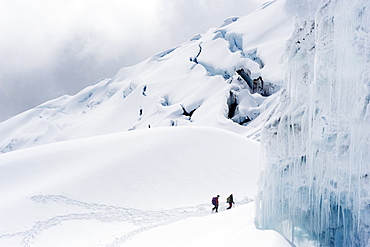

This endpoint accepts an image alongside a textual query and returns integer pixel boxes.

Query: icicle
[257,0,370,246]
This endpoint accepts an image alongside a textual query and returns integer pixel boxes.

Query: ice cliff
[256,0,370,246]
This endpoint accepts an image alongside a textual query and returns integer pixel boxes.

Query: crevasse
[256,0,370,246]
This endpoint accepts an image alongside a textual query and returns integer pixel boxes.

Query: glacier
[0,0,293,153]
[256,0,370,246]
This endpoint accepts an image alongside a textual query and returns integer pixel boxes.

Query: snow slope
[124,203,291,247]
[0,126,290,246]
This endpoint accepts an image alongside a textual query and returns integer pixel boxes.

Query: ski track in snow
[0,195,252,246]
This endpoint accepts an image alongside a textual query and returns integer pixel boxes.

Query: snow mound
[0,126,268,246]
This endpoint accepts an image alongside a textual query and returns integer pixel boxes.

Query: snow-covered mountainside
[256,0,370,246]
[0,1,296,246]
[0,0,293,154]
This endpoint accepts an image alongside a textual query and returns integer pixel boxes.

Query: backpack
[212,197,217,205]
[226,196,231,203]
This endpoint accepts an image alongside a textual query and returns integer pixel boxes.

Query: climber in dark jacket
[226,194,235,209]
[212,195,220,212]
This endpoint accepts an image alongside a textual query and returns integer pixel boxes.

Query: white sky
[0,0,260,122]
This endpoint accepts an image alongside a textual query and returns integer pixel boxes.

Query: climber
[226,194,235,209]
[212,195,220,212]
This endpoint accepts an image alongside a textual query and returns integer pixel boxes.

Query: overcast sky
[0,0,260,122]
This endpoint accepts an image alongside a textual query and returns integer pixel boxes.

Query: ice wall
[256,0,370,246]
